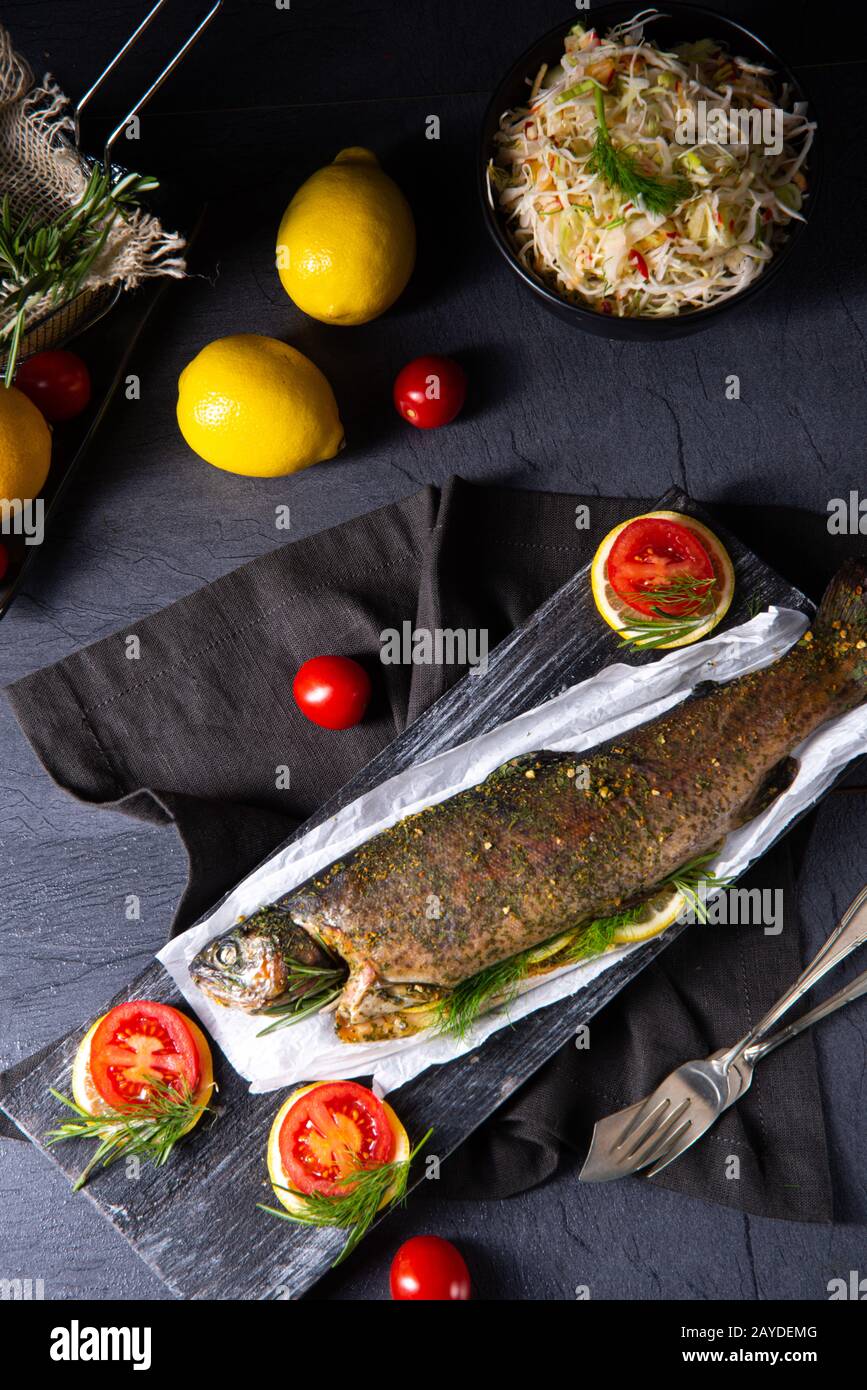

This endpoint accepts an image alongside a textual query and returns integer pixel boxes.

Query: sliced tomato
[90,1001,201,1109]
[278,1080,395,1197]
[607,516,715,617]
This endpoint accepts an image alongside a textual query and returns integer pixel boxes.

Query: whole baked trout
[192,560,867,1042]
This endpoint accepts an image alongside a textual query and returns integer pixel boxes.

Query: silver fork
[579,882,867,1183]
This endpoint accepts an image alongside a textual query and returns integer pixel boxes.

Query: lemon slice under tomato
[266,1081,410,1218]
[612,885,687,944]
[71,1003,214,1137]
[590,510,735,649]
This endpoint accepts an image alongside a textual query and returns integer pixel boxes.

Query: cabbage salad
[487,9,815,317]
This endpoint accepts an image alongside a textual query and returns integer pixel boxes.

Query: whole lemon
[276,147,415,325]
[0,384,51,502]
[176,334,344,477]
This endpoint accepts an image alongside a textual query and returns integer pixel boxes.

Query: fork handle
[723,883,867,1064]
[743,965,867,1063]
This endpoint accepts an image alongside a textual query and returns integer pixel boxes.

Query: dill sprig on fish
[434,908,636,1039]
[433,856,730,1039]
[259,1128,432,1267]
[46,1076,213,1191]
[668,850,733,922]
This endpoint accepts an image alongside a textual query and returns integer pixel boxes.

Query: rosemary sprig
[260,1128,433,1266]
[0,163,158,384]
[587,85,691,216]
[617,574,719,650]
[46,1075,212,1190]
[256,955,347,1036]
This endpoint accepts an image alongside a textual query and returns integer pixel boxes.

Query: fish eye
[216,942,239,967]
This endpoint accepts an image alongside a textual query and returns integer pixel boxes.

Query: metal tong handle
[722,882,867,1068]
[75,0,223,165]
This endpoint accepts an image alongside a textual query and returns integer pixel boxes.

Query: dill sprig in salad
[488,10,814,317]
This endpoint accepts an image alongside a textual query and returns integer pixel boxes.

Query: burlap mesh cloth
[0,24,186,361]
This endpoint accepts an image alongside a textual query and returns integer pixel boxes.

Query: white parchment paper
[159,606,867,1093]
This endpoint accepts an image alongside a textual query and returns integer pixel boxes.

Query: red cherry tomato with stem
[293,655,372,730]
[390,1235,471,1301]
[393,355,466,429]
[15,350,91,422]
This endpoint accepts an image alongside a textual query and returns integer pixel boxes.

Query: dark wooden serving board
[0,490,816,1299]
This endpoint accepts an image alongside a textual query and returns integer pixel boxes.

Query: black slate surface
[1,0,866,1302]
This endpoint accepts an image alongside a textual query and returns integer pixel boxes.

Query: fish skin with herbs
[191,560,867,1043]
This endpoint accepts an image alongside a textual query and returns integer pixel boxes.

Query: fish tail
[809,558,867,703]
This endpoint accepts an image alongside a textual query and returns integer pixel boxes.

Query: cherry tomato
[90,1001,201,1110]
[15,350,91,422]
[390,1235,471,1301]
[279,1081,395,1197]
[0,544,8,582]
[607,517,714,618]
[293,655,372,730]
[393,355,466,429]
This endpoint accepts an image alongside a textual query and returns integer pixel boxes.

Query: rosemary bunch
[617,574,719,649]
[260,1129,432,1266]
[587,85,691,216]
[46,1075,212,1190]
[0,163,158,384]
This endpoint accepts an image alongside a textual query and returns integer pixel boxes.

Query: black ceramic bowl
[479,3,819,340]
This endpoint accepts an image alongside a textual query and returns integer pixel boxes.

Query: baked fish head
[190,905,338,1011]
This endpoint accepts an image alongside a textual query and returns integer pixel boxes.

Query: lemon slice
[612,886,686,944]
[590,510,735,649]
